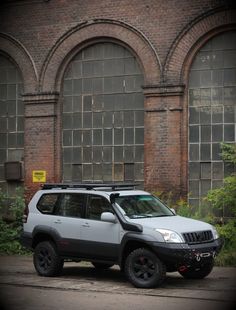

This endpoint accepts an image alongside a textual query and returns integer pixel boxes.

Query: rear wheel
[179,261,214,279]
[125,248,166,288]
[33,241,64,277]
[92,262,114,270]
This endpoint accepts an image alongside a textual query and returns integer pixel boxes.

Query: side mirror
[101,212,117,223]
[171,208,176,215]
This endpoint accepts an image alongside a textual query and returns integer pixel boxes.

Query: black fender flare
[32,225,61,248]
[118,232,158,266]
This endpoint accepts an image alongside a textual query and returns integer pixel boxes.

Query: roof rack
[41,183,138,191]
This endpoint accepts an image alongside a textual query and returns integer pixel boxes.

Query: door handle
[82,223,90,227]
[54,219,62,224]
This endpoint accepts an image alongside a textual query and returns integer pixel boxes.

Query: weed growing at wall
[0,188,29,255]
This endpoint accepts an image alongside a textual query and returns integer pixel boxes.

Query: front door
[80,194,120,261]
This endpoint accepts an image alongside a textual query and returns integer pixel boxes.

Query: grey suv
[21,183,223,288]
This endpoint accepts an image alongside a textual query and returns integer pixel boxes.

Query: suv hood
[128,215,212,234]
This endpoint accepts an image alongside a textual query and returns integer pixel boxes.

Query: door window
[56,193,86,218]
[37,194,60,214]
[87,195,113,220]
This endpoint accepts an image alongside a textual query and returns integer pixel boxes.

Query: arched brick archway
[40,19,161,93]
[0,33,38,93]
[164,9,236,84]
[163,9,236,198]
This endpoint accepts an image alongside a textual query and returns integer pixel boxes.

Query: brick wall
[0,0,235,199]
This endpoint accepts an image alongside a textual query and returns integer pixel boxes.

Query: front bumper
[149,238,223,267]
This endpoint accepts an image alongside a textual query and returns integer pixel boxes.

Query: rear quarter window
[37,194,60,214]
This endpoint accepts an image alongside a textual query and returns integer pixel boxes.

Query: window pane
[224,124,235,141]
[103,164,112,181]
[125,128,134,144]
[189,108,200,124]
[93,164,102,181]
[135,128,144,144]
[114,163,124,181]
[103,146,112,162]
[201,162,211,179]
[212,125,223,142]
[114,128,123,145]
[93,146,102,162]
[104,129,112,145]
[83,147,92,162]
[189,126,199,143]
[124,163,134,181]
[72,165,82,182]
[200,144,211,161]
[189,144,199,161]
[83,164,92,180]
[189,162,200,179]
[200,180,211,196]
[114,146,123,162]
[124,146,134,162]
[212,162,223,179]
[189,180,199,198]
[93,129,102,145]
[201,126,211,142]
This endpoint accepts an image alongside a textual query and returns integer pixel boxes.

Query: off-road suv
[21,183,223,288]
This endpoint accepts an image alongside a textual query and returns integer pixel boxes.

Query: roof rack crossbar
[41,183,138,191]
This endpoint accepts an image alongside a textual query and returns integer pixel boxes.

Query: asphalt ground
[0,255,235,310]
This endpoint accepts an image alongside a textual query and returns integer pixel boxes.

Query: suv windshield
[116,195,174,219]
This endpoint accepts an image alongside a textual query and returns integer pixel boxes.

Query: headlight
[211,226,219,240]
[155,228,184,243]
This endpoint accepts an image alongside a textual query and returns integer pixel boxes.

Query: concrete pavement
[0,255,235,310]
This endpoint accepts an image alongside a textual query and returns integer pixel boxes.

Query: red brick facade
[0,0,235,199]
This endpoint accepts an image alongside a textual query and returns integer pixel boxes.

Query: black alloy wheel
[125,248,166,288]
[33,241,64,277]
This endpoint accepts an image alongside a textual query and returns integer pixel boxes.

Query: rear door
[50,193,86,256]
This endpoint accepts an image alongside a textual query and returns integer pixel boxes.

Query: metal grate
[182,230,213,244]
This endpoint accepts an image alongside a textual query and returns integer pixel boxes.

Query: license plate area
[195,251,216,262]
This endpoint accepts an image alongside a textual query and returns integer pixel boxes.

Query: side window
[87,195,112,220]
[56,194,85,218]
[37,194,59,214]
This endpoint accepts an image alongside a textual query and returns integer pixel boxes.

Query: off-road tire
[125,248,166,288]
[33,241,64,277]
[92,262,114,270]
[178,261,214,279]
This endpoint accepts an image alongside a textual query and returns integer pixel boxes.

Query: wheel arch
[32,226,60,249]
[119,233,157,270]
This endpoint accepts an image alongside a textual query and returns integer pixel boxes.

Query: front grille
[182,230,213,244]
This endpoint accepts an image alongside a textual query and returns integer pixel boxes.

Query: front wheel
[178,261,214,279]
[125,248,166,288]
[33,241,64,277]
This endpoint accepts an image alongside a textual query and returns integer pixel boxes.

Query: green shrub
[206,176,236,218]
[0,188,29,255]
[215,220,236,266]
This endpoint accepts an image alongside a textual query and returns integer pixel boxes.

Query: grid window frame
[62,43,144,183]
[188,31,236,208]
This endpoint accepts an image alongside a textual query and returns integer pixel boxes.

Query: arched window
[0,55,24,193]
[188,31,236,207]
[62,42,144,183]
